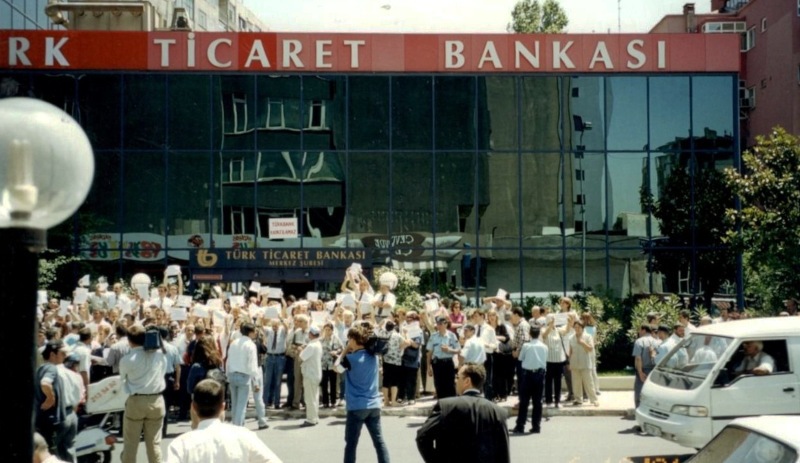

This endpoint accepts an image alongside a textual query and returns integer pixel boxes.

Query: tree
[508,0,568,33]
[725,128,800,312]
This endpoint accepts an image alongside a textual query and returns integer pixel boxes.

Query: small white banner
[268,218,298,239]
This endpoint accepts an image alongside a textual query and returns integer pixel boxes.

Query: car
[685,416,800,463]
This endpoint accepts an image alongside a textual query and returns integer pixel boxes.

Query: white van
[636,317,800,449]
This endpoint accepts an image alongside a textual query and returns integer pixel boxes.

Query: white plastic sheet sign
[496,288,508,300]
[230,295,245,308]
[264,306,281,319]
[135,284,149,300]
[207,299,223,310]
[177,295,192,308]
[249,281,261,293]
[311,311,328,327]
[554,313,569,327]
[74,288,89,305]
[193,305,209,318]
[170,307,187,321]
[341,294,356,308]
[59,300,71,317]
[268,288,283,299]
[165,265,182,277]
[38,290,48,305]
[425,299,439,313]
[306,291,319,302]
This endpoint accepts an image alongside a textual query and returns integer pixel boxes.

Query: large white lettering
[658,40,666,69]
[187,33,196,67]
[316,40,332,68]
[445,40,465,69]
[244,40,271,68]
[478,41,502,69]
[207,38,232,68]
[283,40,303,68]
[8,37,31,66]
[343,40,365,68]
[45,37,69,66]
[626,39,646,69]
[514,41,540,68]
[154,38,176,68]
[588,41,612,69]
[552,41,575,69]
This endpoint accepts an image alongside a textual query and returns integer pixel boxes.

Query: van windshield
[649,334,732,390]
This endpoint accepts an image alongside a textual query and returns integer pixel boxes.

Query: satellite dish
[131,273,151,287]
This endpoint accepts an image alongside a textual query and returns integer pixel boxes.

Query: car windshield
[649,334,732,390]
[689,425,797,463]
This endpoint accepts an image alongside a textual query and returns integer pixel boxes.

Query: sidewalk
[250,390,636,420]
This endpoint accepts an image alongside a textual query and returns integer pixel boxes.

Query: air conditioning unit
[740,97,753,109]
[170,7,192,31]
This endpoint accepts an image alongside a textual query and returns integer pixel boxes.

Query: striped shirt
[544,329,567,363]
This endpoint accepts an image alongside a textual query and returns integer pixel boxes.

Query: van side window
[719,340,790,384]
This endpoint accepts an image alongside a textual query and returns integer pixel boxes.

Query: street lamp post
[0,97,94,460]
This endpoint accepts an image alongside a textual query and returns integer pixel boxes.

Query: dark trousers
[321,369,338,407]
[284,354,295,405]
[482,355,494,399]
[37,411,78,463]
[402,366,418,401]
[177,365,191,420]
[162,372,176,436]
[516,369,545,431]
[431,358,456,399]
[344,409,390,463]
[263,354,286,407]
[514,360,523,395]
[545,361,564,405]
[492,353,511,399]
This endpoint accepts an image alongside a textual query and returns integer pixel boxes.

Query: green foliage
[642,160,736,303]
[626,295,684,341]
[725,128,800,312]
[581,295,623,354]
[416,271,456,301]
[508,0,568,33]
[372,267,424,311]
[38,250,81,289]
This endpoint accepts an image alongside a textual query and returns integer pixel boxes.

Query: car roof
[693,317,800,338]
[729,416,800,448]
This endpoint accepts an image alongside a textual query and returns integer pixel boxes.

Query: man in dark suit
[416,363,510,463]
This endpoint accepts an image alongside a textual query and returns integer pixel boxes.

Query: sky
[243,0,711,33]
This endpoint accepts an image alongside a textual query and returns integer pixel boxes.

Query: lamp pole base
[0,228,45,462]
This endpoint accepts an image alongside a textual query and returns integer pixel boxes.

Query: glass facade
[0,71,740,300]
[0,0,56,30]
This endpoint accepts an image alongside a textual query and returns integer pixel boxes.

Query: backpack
[206,368,227,384]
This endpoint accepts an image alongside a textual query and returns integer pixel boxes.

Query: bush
[372,267,424,311]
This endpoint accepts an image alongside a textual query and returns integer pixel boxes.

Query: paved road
[112,415,693,462]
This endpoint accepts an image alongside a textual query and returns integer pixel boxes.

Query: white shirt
[299,338,323,382]
[72,342,93,377]
[461,336,486,364]
[119,346,167,395]
[226,336,259,378]
[474,322,498,354]
[58,365,84,408]
[166,418,283,463]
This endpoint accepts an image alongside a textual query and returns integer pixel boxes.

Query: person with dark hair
[120,324,168,463]
[416,363,510,463]
[632,324,658,410]
[165,379,283,463]
[106,324,130,374]
[513,325,548,434]
[225,322,260,427]
[187,337,223,394]
[35,340,78,462]
[159,326,182,437]
[72,327,93,389]
[426,316,461,399]
[341,323,390,463]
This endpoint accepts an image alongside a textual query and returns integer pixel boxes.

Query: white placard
[424,299,439,313]
[193,305,209,318]
[259,286,271,296]
[213,285,223,296]
[98,282,108,292]
[248,303,261,314]
[59,300,71,317]
[406,323,423,339]
[336,292,346,303]
[311,311,328,327]
[481,301,496,311]
[496,288,508,300]
[207,298,223,310]
[306,291,319,302]
[150,288,159,300]
[38,290,48,305]
[268,217,298,239]
[554,313,569,327]
[212,310,226,325]
[118,298,132,315]
[162,299,174,310]
[177,295,192,308]
[359,301,373,315]
[170,307,187,321]
[249,281,261,293]
[341,294,356,308]
[78,274,90,287]
[230,295,245,308]
[267,287,283,299]
[324,300,336,312]
[165,265,182,277]
[264,306,281,319]
[348,263,362,279]
[74,288,89,305]
[135,284,149,300]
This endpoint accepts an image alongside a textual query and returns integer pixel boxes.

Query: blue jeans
[263,354,286,406]
[344,408,390,463]
[228,372,251,426]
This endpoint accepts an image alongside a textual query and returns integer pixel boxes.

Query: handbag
[206,368,228,384]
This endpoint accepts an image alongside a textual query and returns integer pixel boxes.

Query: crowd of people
[33,266,799,462]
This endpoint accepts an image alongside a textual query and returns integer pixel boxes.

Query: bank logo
[196,250,218,268]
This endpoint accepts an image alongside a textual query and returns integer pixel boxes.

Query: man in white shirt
[299,325,323,427]
[226,322,260,427]
[470,310,497,398]
[166,379,283,463]
[459,324,487,365]
[371,284,396,323]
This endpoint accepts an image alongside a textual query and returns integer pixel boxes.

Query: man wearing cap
[426,316,461,399]
[299,325,323,427]
[120,325,168,463]
[784,298,798,316]
[36,340,78,462]
[226,322,261,427]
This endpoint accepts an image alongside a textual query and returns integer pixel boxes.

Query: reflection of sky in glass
[608,152,647,221]
[692,76,734,138]
[606,77,647,151]
[649,77,690,150]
